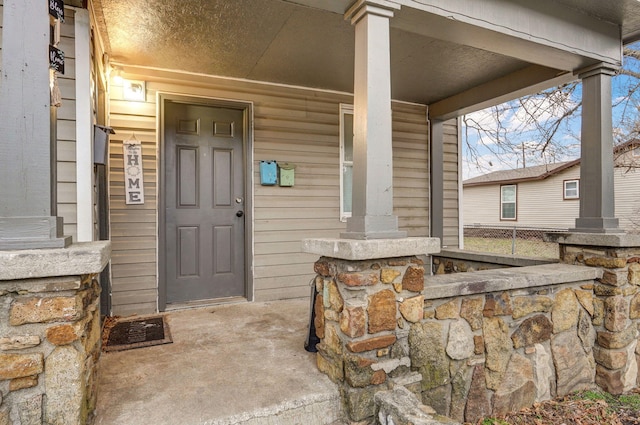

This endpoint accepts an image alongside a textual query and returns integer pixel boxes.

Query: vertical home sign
[123,139,145,205]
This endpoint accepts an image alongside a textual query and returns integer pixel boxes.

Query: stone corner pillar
[544,231,640,395]
[341,0,406,240]
[301,236,440,422]
[572,63,621,234]
[0,241,111,424]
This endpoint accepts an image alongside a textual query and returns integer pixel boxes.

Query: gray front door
[164,101,245,304]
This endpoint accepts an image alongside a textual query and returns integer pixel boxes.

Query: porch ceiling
[94,0,640,109]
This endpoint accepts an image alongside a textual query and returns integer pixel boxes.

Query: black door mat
[103,316,172,352]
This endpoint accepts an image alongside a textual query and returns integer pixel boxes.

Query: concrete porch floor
[94,299,343,425]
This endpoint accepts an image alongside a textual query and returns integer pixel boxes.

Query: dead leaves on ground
[473,391,640,425]
[100,315,120,352]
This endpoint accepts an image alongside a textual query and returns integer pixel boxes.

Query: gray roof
[463,161,576,186]
[463,140,638,187]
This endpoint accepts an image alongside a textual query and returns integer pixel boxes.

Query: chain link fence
[463,224,565,259]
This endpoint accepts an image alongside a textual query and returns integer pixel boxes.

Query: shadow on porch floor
[94,299,342,425]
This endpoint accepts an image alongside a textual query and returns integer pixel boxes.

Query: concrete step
[207,391,343,425]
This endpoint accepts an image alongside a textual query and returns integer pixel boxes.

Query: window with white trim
[340,104,353,221]
[563,179,579,199]
[500,184,517,220]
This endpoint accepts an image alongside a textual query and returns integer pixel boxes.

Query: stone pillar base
[302,237,440,261]
[572,217,622,234]
[341,215,407,240]
[0,242,110,424]
[302,237,440,422]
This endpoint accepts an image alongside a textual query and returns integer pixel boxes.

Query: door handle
[236,211,244,217]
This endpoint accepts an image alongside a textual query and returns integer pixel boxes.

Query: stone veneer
[0,242,110,424]
[308,244,640,424]
[547,232,640,397]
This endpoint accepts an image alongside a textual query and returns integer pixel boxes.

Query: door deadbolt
[236,211,244,217]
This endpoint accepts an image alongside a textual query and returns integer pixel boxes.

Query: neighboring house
[2,0,639,315]
[463,141,640,232]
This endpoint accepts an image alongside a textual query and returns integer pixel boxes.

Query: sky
[461,42,640,180]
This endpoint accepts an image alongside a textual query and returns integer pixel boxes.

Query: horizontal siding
[464,185,497,226]
[56,11,77,241]
[516,167,580,228]
[108,71,429,314]
[442,119,460,248]
[108,83,158,315]
[614,167,640,232]
[393,103,429,237]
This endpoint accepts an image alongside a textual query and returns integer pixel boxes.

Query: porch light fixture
[123,79,146,102]
[111,66,123,85]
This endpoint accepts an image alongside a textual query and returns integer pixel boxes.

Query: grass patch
[463,237,559,259]
[571,389,640,415]
[481,419,510,425]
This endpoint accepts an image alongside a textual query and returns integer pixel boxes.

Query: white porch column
[0,0,70,249]
[75,9,95,242]
[342,0,406,240]
[573,64,621,233]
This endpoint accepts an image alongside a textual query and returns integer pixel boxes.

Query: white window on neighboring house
[340,104,354,221]
[500,184,517,220]
[564,179,579,200]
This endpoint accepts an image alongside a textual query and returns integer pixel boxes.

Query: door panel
[164,102,245,304]
[213,149,233,206]
[213,225,233,274]
[178,147,198,207]
[178,226,199,277]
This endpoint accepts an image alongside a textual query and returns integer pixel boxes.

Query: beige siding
[442,119,460,247]
[464,166,581,229]
[614,166,640,232]
[463,185,500,226]
[393,103,430,236]
[56,10,78,241]
[107,71,429,314]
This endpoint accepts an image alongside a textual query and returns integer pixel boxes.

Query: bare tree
[463,43,640,176]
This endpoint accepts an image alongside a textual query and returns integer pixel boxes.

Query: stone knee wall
[0,274,102,424]
[559,243,640,395]
[312,256,635,424]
